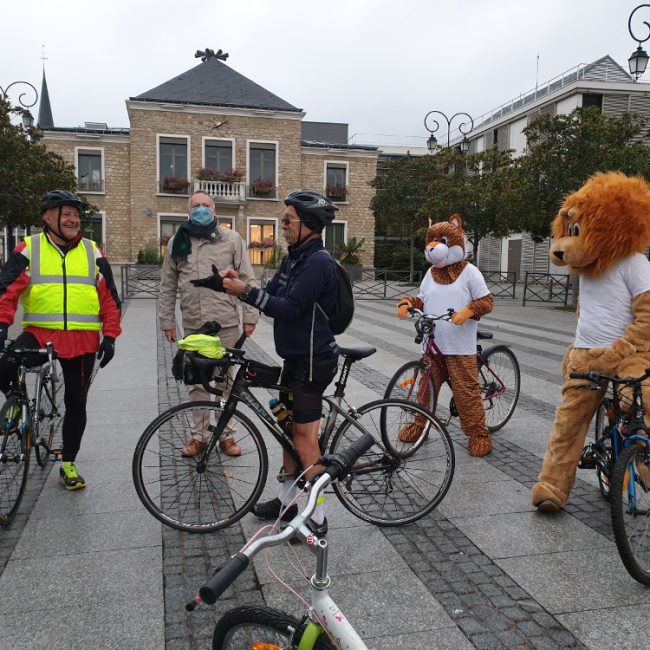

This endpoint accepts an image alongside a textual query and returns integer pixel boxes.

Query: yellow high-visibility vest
[21,233,101,331]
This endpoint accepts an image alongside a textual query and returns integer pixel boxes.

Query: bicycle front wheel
[384,360,436,411]
[610,443,650,585]
[132,402,268,533]
[593,399,615,500]
[0,395,31,526]
[479,345,520,432]
[212,606,335,650]
[329,398,455,526]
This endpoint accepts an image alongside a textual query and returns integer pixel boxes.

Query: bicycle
[132,341,455,533]
[573,367,650,585]
[384,307,521,432]
[0,342,61,526]
[187,432,375,649]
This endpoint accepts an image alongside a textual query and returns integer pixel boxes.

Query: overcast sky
[2,0,648,147]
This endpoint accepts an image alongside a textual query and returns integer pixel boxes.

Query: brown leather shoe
[219,437,242,457]
[180,439,208,457]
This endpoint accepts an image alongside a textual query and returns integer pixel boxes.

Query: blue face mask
[190,205,213,225]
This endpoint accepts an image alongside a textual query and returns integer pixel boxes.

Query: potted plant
[162,175,190,194]
[326,184,347,202]
[251,178,275,198]
[222,168,244,183]
[196,167,222,181]
[338,237,365,282]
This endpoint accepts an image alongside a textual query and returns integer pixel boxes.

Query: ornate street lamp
[424,110,474,151]
[628,5,650,81]
[0,80,38,128]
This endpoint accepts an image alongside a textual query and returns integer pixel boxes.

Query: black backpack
[315,250,355,335]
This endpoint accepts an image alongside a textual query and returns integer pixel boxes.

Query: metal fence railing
[522,272,572,306]
[120,264,162,299]
[483,271,517,298]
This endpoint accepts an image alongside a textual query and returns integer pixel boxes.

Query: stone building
[37,52,378,269]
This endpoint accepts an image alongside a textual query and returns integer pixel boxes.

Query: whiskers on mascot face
[396,214,495,457]
[533,171,650,512]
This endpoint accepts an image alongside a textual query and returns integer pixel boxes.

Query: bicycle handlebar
[195,432,375,606]
[2,341,58,363]
[407,307,454,344]
[569,366,650,386]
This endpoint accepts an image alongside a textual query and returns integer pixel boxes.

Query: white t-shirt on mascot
[574,253,650,348]
[418,264,490,355]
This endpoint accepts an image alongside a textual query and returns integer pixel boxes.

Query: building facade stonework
[39,56,377,269]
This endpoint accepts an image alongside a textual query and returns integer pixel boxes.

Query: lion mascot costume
[532,171,650,512]
[396,214,495,457]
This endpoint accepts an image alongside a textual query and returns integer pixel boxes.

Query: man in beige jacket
[159,191,259,456]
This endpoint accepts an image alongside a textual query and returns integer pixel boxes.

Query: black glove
[190,264,226,292]
[0,323,8,352]
[97,336,115,368]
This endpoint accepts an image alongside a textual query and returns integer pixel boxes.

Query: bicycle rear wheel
[132,401,268,533]
[479,345,520,432]
[0,396,31,526]
[610,443,650,585]
[212,606,335,650]
[329,398,455,526]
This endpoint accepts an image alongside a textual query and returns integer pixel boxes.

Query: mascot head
[424,213,467,268]
[549,171,650,276]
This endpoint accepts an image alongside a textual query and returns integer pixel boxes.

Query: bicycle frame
[199,356,380,475]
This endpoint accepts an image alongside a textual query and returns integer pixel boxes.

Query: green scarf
[171,219,218,261]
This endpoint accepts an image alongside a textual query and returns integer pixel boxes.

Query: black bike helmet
[40,190,87,215]
[284,188,338,232]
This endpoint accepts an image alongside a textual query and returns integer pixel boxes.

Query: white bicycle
[187,432,375,649]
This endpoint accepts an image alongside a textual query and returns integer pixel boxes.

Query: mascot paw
[612,338,636,359]
[535,500,561,514]
[397,299,411,320]
[468,436,492,457]
[451,306,473,326]
[586,347,621,374]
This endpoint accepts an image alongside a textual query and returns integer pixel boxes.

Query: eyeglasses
[281,217,301,225]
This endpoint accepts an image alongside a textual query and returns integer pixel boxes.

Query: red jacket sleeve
[0,242,30,326]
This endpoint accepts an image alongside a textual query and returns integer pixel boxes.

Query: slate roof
[131,57,302,112]
[37,70,54,128]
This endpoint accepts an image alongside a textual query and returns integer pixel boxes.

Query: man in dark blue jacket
[219,189,340,534]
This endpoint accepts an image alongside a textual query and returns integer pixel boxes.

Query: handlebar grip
[199,553,249,604]
[322,432,375,481]
[569,371,596,381]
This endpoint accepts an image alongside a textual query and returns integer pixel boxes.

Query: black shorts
[279,354,338,424]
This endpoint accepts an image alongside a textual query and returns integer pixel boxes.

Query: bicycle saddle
[477,331,493,340]
[338,345,376,361]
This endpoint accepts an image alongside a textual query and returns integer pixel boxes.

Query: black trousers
[0,332,95,462]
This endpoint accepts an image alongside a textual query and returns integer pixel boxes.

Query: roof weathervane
[195,48,229,62]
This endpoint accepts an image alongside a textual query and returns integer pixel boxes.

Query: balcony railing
[78,178,105,193]
[194,179,246,202]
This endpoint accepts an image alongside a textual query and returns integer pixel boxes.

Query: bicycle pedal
[578,447,597,469]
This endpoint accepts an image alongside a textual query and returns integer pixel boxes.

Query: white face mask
[425,243,465,268]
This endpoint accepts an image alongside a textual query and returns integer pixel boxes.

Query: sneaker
[252,497,297,521]
[59,462,86,491]
[219,437,242,457]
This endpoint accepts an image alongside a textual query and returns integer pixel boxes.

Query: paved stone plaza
[0,297,648,649]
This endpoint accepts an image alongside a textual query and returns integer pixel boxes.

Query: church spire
[37,46,53,128]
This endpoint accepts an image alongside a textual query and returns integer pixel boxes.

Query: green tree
[0,97,77,237]
[514,106,650,240]
[371,154,449,279]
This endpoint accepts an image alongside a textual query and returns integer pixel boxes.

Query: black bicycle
[132,342,455,533]
[573,368,650,585]
[0,343,61,526]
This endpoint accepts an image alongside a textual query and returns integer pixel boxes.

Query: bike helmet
[39,190,87,215]
[284,189,338,232]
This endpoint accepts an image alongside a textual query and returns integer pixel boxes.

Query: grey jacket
[159,226,259,334]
